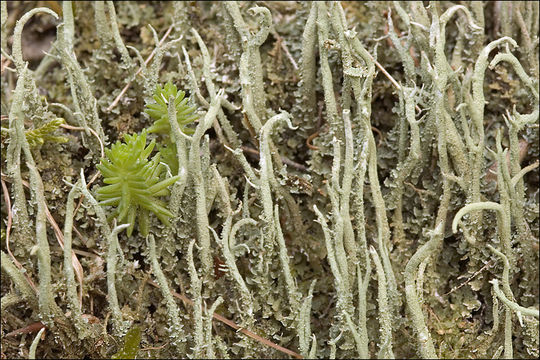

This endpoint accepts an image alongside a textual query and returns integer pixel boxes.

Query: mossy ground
[1,1,538,359]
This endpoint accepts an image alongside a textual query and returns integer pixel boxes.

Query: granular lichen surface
[0,1,538,359]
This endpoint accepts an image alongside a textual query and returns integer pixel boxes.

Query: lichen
[1,1,538,359]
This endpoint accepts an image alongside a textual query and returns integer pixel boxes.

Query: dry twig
[106,25,174,112]
[1,176,38,293]
[1,174,84,307]
[147,280,303,359]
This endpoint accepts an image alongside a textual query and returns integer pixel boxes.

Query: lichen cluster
[1,1,538,359]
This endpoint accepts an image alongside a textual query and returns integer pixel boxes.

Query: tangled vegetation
[1,1,538,359]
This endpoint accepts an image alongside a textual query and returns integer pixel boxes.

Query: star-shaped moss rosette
[96,130,180,236]
[145,81,198,136]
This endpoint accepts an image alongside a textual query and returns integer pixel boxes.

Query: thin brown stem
[1,176,38,293]
[106,25,174,112]
[146,279,303,359]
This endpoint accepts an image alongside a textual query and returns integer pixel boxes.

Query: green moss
[111,325,142,359]
[25,118,68,148]
[96,130,180,237]
[145,81,197,136]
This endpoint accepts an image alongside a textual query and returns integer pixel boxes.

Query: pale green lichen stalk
[1,1,538,359]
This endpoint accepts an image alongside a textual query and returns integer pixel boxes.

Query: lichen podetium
[1,1,538,358]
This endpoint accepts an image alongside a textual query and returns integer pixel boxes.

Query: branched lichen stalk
[167,96,189,215]
[187,239,204,358]
[298,280,316,357]
[205,296,224,359]
[27,161,62,324]
[0,293,21,313]
[313,204,352,321]
[326,141,351,296]
[464,36,517,236]
[1,251,37,308]
[370,246,394,359]
[106,1,133,68]
[94,1,113,47]
[452,200,512,268]
[0,1,7,51]
[62,2,74,51]
[339,110,359,278]
[188,93,223,276]
[182,45,207,110]
[210,165,255,321]
[10,63,65,327]
[105,222,130,335]
[211,215,255,319]
[491,280,540,318]
[6,66,32,249]
[12,7,58,71]
[356,261,371,359]
[297,2,318,129]
[343,19,399,317]
[405,80,453,357]
[404,222,444,359]
[367,124,398,313]
[258,112,295,268]
[62,181,89,339]
[28,327,46,360]
[386,9,416,82]
[79,171,128,335]
[57,22,105,152]
[191,28,240,148]
[344,312,366,359]
[328,331,343,359]
[147,234,186,353]
[223,2,268,128]
[488,242,515,360]
[490,51,539,267]
[316,1,340,136]
[388,86,421,245]
[143,25,182,102]
[274,205,300,308]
